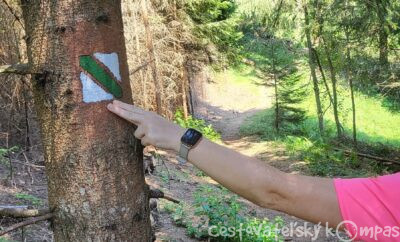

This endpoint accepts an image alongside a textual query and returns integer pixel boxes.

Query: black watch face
[181,128,202,146]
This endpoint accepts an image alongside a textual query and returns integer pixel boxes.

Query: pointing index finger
[107,103,143,125]
[113,100,145,114]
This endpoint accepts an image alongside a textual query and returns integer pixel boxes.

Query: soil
[0,72,344,241]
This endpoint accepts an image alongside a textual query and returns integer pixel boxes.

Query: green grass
[240,108,396,177]
[212,64,263,87]
[301,85,400,148]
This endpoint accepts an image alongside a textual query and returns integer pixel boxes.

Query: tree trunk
[181,69,189,120]
[21,1,152,241]
[323,38,342,137]
[271,42,280,132]
[313,48,334,108]
[303,5,324,134]
[345,32,357,145]
[141,0,163,115]
[376,0,389,68]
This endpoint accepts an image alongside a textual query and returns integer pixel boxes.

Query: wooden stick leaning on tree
[0,213,53,236]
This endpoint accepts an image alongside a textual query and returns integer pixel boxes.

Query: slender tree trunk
[313,48,334,108]
[322,38,342,137]
[181,69,189,120]
[133,10,147,109]
[376,0,389,68]
[271,42,280,132]
[141,0,163,114]
[345,32,357,145]
[304,5,324,134]
[21,1,151,241]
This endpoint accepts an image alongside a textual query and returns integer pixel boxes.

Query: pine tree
[274,68,306,133]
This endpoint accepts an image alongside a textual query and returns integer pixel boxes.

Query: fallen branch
[0,212,53,236]
[149,189,180,204]
[12,160,45,169]
[334,148,400,165]
[0,206,50,218]
[0,63,32,75]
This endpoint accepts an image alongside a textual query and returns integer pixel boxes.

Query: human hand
[107,100,185,152]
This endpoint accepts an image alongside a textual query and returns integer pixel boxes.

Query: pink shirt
[334,172,400,241]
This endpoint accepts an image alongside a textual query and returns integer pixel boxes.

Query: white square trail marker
[79,52,123,103]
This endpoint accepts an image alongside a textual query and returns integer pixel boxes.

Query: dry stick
[5,132,13,186]
[11,160,44,169]
[149,189,180,204]
[22,152,34,184]
[334,148,400,165]
[0,213,53,236]
[0,207,50,218]
[152,151,172,187]
[0,64,32,75]
[129,58,155,75]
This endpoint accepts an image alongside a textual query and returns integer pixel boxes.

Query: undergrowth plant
[161,185,284,241]
[14,193,43,206]
[174,109,221,141]
[0,146,19,167]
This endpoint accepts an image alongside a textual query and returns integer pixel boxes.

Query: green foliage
[191,185,284,241]
[0,238,16,242]
[185,0,244,64]
[161,185,284,241]
[240,105,398,177]
[186,0,237,23]
[275,70,306,131]
[174,109,221,141]
[236,0,400,176]
[0,146,19,167]
[284,136,372,177]
[301,84,400,148]
[14,193,43,206]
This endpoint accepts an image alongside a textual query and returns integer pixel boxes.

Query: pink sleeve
[334,172,400,241]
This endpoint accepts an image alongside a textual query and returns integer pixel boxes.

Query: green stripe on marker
[79,55,122,98]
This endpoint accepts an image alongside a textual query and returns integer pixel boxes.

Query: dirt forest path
[193,70,271,141]
[192,70,301,173]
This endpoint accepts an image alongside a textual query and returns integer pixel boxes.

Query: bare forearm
[185,138,285,209]
[107,101,343,228]
[183,138,342,227]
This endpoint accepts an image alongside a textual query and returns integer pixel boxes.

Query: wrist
[173,126,186,152]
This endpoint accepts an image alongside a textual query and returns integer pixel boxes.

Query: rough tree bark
[21,0,151,241]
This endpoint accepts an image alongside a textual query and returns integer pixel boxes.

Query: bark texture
[21,0,151,241]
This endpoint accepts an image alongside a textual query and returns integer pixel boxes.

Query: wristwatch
[177,128,203,164]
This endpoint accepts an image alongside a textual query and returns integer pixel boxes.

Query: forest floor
[0,71,347,241]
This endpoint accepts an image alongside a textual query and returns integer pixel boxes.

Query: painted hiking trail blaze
[79,52,123,103]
